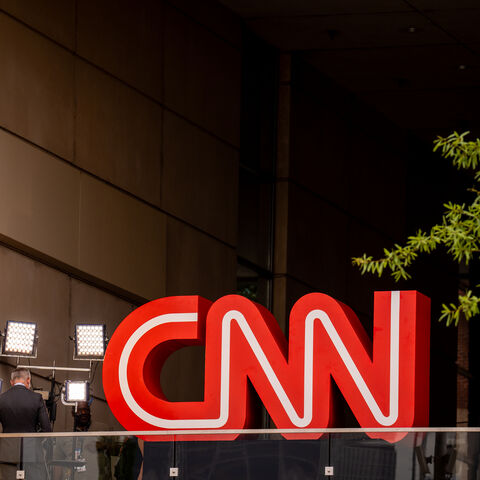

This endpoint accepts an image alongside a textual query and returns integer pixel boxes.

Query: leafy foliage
[352,132,480,326]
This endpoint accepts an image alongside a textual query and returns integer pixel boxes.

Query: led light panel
[64,380,89,403]
[3,321,37,357]
[75,324,106,360]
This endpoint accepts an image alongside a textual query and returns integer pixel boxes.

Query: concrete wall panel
[166,217,236,300]
[77,0,164,101]
[76,60,163,207]
[0,246,70,368]
[0,13,74,159]
[164,4,241,146]
[0,129,168,303]
[162,111,238,245]
[0,0,75,49]
[0,130,80,266]
[78,174,167,300]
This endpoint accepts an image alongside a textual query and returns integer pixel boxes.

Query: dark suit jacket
[0,385,51,433]
[0,385,51,465]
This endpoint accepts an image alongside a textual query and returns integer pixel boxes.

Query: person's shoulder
[11,386,41,399]
[25,388,43,400]
[0,386,20,405]
[0,386,17,397]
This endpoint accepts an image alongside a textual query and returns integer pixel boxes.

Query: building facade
[0,0,471,432]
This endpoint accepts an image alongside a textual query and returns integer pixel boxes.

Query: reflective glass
[0,430,478,480]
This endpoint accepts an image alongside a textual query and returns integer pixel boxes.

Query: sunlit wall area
[0,0,241,429]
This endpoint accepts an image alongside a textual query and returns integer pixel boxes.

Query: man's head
[72,401,91,431]
[10,368,31,388]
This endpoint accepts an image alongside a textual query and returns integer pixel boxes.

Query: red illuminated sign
[103,291,430,442]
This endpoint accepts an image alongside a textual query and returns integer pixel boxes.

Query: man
[0,368,51,433]
[0,367,51,479]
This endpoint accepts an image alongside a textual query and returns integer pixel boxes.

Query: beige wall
[0,0,240,300]
[0,245,134,431]
[0,0,241,430]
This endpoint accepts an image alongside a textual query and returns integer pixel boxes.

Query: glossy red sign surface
[103,291,430,442]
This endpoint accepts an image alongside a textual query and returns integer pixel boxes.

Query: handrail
[1,427,480,438]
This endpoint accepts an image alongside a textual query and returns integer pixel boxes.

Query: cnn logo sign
[103,291,430,442]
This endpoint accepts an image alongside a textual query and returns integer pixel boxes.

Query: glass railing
[0,428,478,479]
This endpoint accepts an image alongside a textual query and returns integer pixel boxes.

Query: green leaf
[352,130,480,325]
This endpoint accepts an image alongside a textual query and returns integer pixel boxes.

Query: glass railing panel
[175,433,329,480]
[51,435,133,479]
[329,430,480,480]
[330,432,420,480]
[0,429,478,479]
[139,438,175,479]
[0,434,172,480]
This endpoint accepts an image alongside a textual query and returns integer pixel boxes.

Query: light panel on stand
[2,321,38,358]
[64,380,90,403]
[74,324,106,360]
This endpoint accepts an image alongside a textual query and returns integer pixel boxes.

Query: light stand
[15,323,107,426]
[17,363,91,424]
